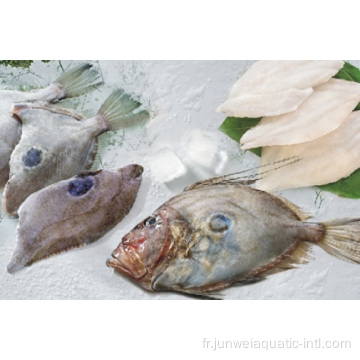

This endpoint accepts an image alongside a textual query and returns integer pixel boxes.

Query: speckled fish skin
[0,64,102,190]
[7,164,143,274]
[2,89,149,216]
[107,178,360,297]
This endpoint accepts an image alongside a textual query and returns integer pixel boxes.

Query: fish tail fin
[55,63,102,98]
[98,89,150,131]
[317,218,360,263]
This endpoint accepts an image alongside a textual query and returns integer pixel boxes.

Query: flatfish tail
[98,89,150,130]
[55,63,103,98]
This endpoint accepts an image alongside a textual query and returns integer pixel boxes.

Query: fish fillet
[241,78,360,149]
[256,111,360,192]
[217,60,344,117]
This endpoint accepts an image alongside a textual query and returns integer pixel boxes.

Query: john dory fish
[107,173,360,297]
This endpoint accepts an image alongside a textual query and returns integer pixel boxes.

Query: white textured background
[1,60,360,300]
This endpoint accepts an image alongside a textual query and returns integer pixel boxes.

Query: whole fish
[0,63,102,190]
[7,164,143,274]
[2,89,149,216]
[107,173,360,298]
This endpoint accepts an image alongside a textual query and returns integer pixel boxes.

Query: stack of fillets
[217,60,360,192]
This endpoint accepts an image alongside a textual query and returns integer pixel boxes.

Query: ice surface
[148,146,187,182]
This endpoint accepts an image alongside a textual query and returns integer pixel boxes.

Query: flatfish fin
[90,149,103,171]
[11,102,85,121]
[54,63,103,98]
[30,242,86,267]
[98,89,150,131]
[89,133,110,171]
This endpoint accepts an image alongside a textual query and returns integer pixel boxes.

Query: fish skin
[107,180,332,297]
[2,89,148,216]
[0,89,57,190]
[107,174,360,297]
[7,164,143,274]
[0,64,102,189]
[2,105,105,216]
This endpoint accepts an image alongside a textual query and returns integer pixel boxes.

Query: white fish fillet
[241,78,360,149]
[217,60,344,117]
[256,111,360,192]
[216,88,313,118]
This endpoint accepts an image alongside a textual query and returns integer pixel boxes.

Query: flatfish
[3,89,149,216]
[0,63,102,189]
[7,164,143,273]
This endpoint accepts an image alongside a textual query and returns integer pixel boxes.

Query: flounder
[0,63,102,190]
[3,89,149,216]
[7,164,143,274]
[107,171,360,298]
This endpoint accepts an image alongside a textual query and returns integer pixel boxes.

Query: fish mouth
[131,164,144,179]
[106,245,147,279]
[119,164,144,179]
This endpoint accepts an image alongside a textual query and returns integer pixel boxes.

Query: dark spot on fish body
[22,148,42,167]
[209,214,231,232]
[68,176,94,196]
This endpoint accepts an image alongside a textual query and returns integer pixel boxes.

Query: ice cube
[148,147,187,182]
[183,130,219,167]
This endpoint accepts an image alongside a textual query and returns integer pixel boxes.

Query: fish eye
[68,176,94,197]
[22,147,42,167]
[209,214,231,232]
[144,215,158,228]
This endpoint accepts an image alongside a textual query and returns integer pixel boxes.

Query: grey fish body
[0,64,102,190]
[0,86,63,189]
[107,177,360,297]
[3,106,106,215]
[3,89,149,216]
[154,184,319,292]
[7,164,143,274]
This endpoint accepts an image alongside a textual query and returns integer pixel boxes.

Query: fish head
[107,205,190,291]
